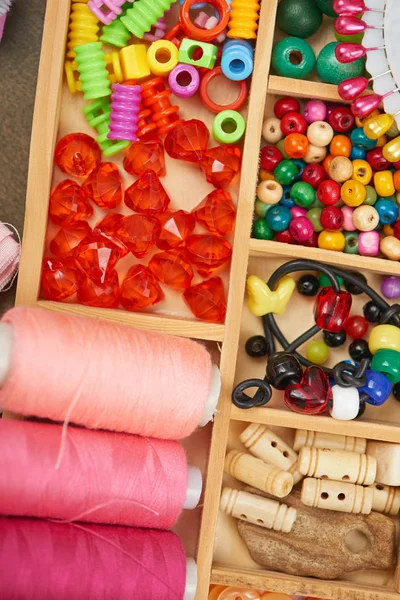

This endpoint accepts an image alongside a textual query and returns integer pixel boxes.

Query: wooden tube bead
[298,447,377,485]
[240,423,297,470]
[369,483,400,516]
[220,487,297,533]
[294,429,366,454]
[288,461,304,485]
[301,478,373,514]
[224,451,294,498]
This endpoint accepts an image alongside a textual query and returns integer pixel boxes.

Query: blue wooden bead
[221,40,254,81]
[350,127,377,151]
[359,370,392,406]
[279,185,295,208]
[266,205,292,232]
[350,146,366,160]
[292,159,306,181]
[375,199,399,225]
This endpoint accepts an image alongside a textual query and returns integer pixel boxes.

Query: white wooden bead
[301,478,373,514]
[240,423,297,470]
[303,143,327,164]
[366,441,400,486]
[307,121,334,147]
[298,447,376,485]
[262,117,283,144]
[369,483,400,515]
[293,430,366,454]
[256,180,283,205]
[329,385,360,421]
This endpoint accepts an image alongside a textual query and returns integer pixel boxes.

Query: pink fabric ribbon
[0,223,20,291]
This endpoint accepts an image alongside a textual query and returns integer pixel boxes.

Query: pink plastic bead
[303,100,327,124]
[289,216,314,242]
[359,231,380,256]
[351,94,383,118]
[143,17,167,42]
[88,0,124,24]
[342,206,357,232]
[168,64,200,98]
[394,160,400,170]
[108,84,141,142]
[333,0,367,15]
[290,206,307,219]
[335,43,367,64]
[335,15,369,36]
[338,77,369,101]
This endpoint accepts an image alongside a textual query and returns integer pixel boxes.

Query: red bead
[317,179,341,206]
[124,170,170,215]
[314,287,352,332]
[275,229,296,244]
[301,163,326,189]
[327,106,355,133]
[301,232,319,247]
[366,147,390,172]
[41,257,80,301]
[183,277,226,322]
[259,145,283,171]
[116,214,161,257]
[344,315,369,339]
[284,366,331,415]
[192,189,236,236]
[320,206,344,230]
[164,119,210,163]
[274,97,300,119]
[75,238,122,285]
[201,145,241,188]
[157,210,195,250]
[54,133,101,178]
[280,112,307,136]
[93,214,129,256]
[77,269,119,308]
[148,250,194,291]
[82,162,123,209]
[49,222,91,258]
[393,221,400,240]
[185,234,232,277]
[123,136,166,177]
[120,265,164,311]
[49,180,93,226]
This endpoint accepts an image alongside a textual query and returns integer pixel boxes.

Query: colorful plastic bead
[359,370,392,406]
[266,205,292,232]
[381,277,400,300]
[75,237,122,285]
[184,277,227,323]
[344,231,359,254]
[120,264,164,311]
[157,210,195,250]
[186,234,232,277]
[358,231,380,256]
[383,136,400,163]
[297,274,320,296]
[108,83,140,142]
[213,110,246,145]
[55,133,101,178]
[344,272,367,296]
[314,286,352,332]
[121,0,175,38]
[329,384,360,420]
[352,205,379,232]
[123,137,165,177]
[50,222,91,258]
[319,274,343,289]
[221,39,253,81]
[267,352,303,391]
[168,64,200,98]
[148,250,194,291]
[284,365,331,415]
[100,5,131,47]
[117,214,161,257]
[323,329,346,347]
[41,257,81,301]
[318,230,346,252]
[277,0,322,38]
[343,315,368,340]
[369,325,400,355]
[75,42,112,100]
[82,162,123,209]
[245,335,269,358]
[147,40,178,76]
[370,350,400,384]
[306,340,329,365]
[49,180,93,226]
[124,170,170,215]
[178,38,218,69]
[272,37,316,80]
[374,171,396,198]
[349,339,372,362]
[202,145,241,187]
[341,179,366,207]
[257,180,283,205]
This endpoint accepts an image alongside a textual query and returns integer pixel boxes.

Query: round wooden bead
[352,159,372,185]
[271,37,316,80]
[262,117,283,144]
[341,180,366,207]
[374,170,395,197]
[318,230,345,251]
[369,325,400,355]
[380,236,400,261]
[257,180,283,205]
[304,143,327,164]
[359,231,379,256]
[341,206,356,231]
[307,121,334,147]
[328,156,353,183]
[329,385,360,420]
[344,231,359,254]
[352,205,379,232]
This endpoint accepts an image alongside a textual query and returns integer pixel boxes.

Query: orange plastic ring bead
[180,0,229,42]
[200,67,248,113]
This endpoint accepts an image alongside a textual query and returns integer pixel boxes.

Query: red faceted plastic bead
[185,234,232,277]
[184,277,226,323]
[49,222,91,258]
[41,257,80,301]
[75,238,122,285]
[94,213,124,237]
[120,265,164,312]
[148,250,194,291]
[284,366,331,415]
[49,180,93,226]
[201,145,241,188]
[165,119,210,163]
[344,315,369,339]
[55,133,101,178]
[82,162,123,209]
[125,170,170,215]
[157,210,195,250]
[78,269,119,308]
[117,214,161,257]
[314,287,352,332]
[192,190,236,236]
[123,136,166,177]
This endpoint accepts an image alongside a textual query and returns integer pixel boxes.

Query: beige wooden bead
[366,440,400,486]
[307,121,334,148]
[240,423,297,470]
[293,430,366,454]
[220,487,297,533]
[352,205,379,232]
[298,447,377,485]
[256,180,283,205]
[329,156,353,183]
[369,482,400,515]
[288,460,304,485]
[262,117,283,144]
[224,450,294,498]
[301,478,373,514]
[380,235,400,261]
[303,143,327,164]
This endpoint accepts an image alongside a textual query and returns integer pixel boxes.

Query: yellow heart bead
[247,275,295,317]
[317,230,345,252]
[369,325,400,355]
[341,179,366,207]
[352,159,372,185]
[374,170,395,197]
[383,136,400,163]
[363,113,394,140]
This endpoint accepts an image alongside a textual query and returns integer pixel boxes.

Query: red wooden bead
[301,232,319,247]
[344,315,369,339]
[259,145,283,171]
[274,97,300,119]
[317,179,341,206]
[327,106,355,133]
[393,220,400,240]
[320,206,344,230]
[275,229,296,244]
[314,287,352,332]
[366,147,391,172]
[301,163,326,189]
[281,112,307,136]
[183,277,227,322]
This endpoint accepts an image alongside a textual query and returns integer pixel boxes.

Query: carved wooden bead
[369,483,400,515]
[293,430,366,454]
[307,121,334,148]
[224,451,294,498]
[262,117,283,144]
[301,478,373,514]
[288,460,304,485]
[257,180,283,205]
[298,447,377,485]
[240,423,298,470]
[304,143,327,164]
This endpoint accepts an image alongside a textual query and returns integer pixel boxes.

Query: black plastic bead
[349,339,372,362]
[344,271,367,296]
[266,352,303,390]
[356,396,367,419]
[297,274,320,297]
[363,300,382,323]
[323,329,346,348]
[245,335,269,358]
[393,382,400,402]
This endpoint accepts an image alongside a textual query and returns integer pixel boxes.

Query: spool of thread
[224,451,294,498]
[0,517,197,600]
[0,307,220,439]
[0,222,20,291]
[0,419,202,527]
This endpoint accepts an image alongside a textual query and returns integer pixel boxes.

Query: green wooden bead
[371,349,400,384]
[255,199,271,218]
[315,0,336,17]
[306,340,329,365]
[344,231,359,254]
[272,37,316,80]
[310,198,325,209]
[213,110,246,145]
[277,0,322,39]
[306,208,323,232]
[274,159,299,185]
[291,181,315,207]
[364,185,377,206]
[319,273,344,288]
[276,139,289,159]
[252,219,274,240]
[316,42,364,85]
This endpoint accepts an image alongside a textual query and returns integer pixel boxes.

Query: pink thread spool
[333,0,384,15]
[351,90,399,119]
[0,222,20,291]
[108,83,141,142]
[169,64,200,98]
[88,0,125,25]
[335,15,383,36]
[338,70,391,101]
[144,17,168,42]
[335,42,384,64]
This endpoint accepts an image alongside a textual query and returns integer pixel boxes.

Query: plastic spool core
[199,363,221,426]
[184,558,198,600]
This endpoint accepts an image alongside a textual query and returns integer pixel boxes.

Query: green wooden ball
[252,219,274,240]
[316,42,364,85]
[272,37,316,80]
[277,0,323,39]
[315,0,337,17]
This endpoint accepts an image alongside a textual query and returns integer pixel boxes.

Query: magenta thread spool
[144,17,168,42]
[108,83,141,142]
[168,64,200,99]
[88,0,125,24]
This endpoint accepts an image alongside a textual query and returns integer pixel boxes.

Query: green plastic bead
[274,159,299,185]
[276,139,289,159]
[83,98,129,155]
[255,200,271,218]
[98,121,130,156]
[334,15,363,44]
[100,5,132,47]
[316,42,364,85]
[306,208,323,232]
[371,349,400,384]
[306,340,329,365]
[277,0,322,39]
[344,231,359,254]
[252,219,274,240]
[121,0,175,38]
[272,37,316,80]
[212,110,246,145]
[364,185,377,206]
[75,42,112,100]
[315,0,336,17]
[178,38,218,69]
[319,273,344,288]
[291,181,315,207]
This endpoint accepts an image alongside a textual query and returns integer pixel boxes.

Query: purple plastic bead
[358,231,379,256]
[88,0,124,24]
[108,83,141,142]
[381,276,400,299]
[289,216,314,242]
[168,64,200,99]
[303,100,328,124]
[290,206,307,219]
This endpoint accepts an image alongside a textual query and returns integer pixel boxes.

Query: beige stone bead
[307,121,334,147]
[304,143,327,164]
[329,156,353,183]
[262,117,283,144]
[352,205,379,232]
[257,180,283,205]
[380,236,400,261]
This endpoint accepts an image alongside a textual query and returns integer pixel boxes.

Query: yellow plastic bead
[147,40,179,76]
[64,60,82,93]
[120,44,150,80]
[341,179,366,207]
[368,325,400,355]
[383,136,400,163]
[259,169,275,181]
[306,340,329,365]
[104,51,124,84]
[377,135,387,148]
[352,159,372,185]
[363,113,394,140]
[374,170,395,197]
[318,230,345,252]
[247,275,295,317]
[356,110,380,129]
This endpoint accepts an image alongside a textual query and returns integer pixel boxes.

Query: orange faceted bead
[124,170,170,215]
[78,269,120,308]
[193,189,236,236]
[201,145,241,188]
[148,250,194,291]
[186,234,232,277]
[41,257,80,301]
[116,214,161,257]
[184,277,226,322]
[157,210,196,250]
[164,119,210,163]
[55,133,101,178]
[49,222,91,258]
[82,162,123,209]
[49,180,93,226]
[284,133,309,159]
[94,213,124,237]
[120,265,164,311]
[123,136,166,177]
[75,238,122,285]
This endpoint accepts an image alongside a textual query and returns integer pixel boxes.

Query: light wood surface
[298,447,377,486]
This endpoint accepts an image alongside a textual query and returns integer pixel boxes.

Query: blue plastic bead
[221,40,254,81]
[179,0,207,7]
[279,185,295,208]
[266,205,292,232]
[292,159,306,181]
[359,370,392,406]
[350,146,366,160]
[375,199,399,224]
[350,127,377,151]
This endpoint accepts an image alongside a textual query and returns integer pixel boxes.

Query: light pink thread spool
[88,0,125,25]
[108,83,141,142]
[144,17,168,42]
[0,223,20,291]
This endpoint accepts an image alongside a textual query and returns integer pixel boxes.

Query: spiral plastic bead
[141,76,182,136]
[100,5,132,47]
[137,104,158,139]
[75,41,112,100]
[109,83,141,141]
[143,17,167,42]
[66,2,100,59]
[121,0,176,39]
[222,39,253,81]
[227,0,260,40]
[82,98,130,156]
[88,0,125,25]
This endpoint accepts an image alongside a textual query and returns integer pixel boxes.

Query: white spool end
[184,465,202,510]
[199,364,221,427]
[184,558,198,600]
[0,323,13,387]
